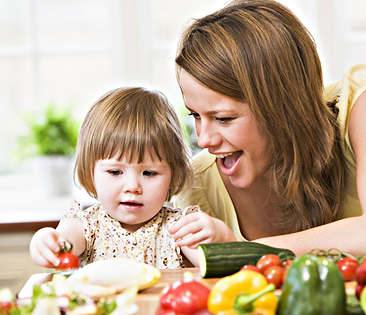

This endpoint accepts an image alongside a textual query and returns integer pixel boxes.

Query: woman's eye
[143,170,157,176]
[188,112,200,120]
[216,117,234,123]
[108,170,122,176]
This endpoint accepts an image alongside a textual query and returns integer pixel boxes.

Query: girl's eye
[108,170,122,176]
[188,112,200,120]
[143,170,157,176]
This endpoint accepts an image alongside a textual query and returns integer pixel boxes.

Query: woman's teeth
[216,153,233,159]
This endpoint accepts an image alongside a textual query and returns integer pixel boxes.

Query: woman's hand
[169,210,236,248]
[29,227,67,268]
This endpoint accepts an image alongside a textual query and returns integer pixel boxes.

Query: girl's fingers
[169,212,204,233]
[176,230,211,247]
[44,236,62,253]
[43,248,60,267]
[36,240,60,267]
[171,221,203,240]
[33,247,59,268]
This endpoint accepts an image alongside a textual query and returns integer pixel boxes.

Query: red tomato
[241,265,261,273]
[337,257,358,281]
[57,251,80,270]
[264,265,284,288]
[356,260,366,285]
[0,301,12,311]
[159,280,210,314]
[356,283,365,300]
[256,254,281,273]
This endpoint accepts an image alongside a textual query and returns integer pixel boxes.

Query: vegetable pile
[155,243,366,315]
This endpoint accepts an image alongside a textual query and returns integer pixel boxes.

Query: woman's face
[179,69,272,189]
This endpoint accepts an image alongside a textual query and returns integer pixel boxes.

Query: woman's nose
[197,121,220,149]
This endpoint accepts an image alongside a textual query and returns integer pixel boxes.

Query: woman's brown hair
[75,87,191,199]
[176,0,345,231]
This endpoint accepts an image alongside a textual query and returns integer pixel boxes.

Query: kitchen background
[0,0,366,291]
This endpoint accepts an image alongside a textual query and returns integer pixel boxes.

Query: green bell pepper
[277,254,346,315]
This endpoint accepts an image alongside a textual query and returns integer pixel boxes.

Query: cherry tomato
[337,257,358,281]
[57,251,80,270]
[263,265,284,288]
[241,265,261,273]
[256,254,281,273]
[356,260,366,285]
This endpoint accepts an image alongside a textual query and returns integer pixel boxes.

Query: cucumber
[198,241,296,278]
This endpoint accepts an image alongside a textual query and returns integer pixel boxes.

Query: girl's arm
[255,90,366,256]
[56,217,86,256]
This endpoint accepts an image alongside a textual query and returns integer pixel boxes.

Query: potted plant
[17,103,79,196]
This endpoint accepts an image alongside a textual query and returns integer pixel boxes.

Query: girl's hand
[168,211,236,248]
[29,227,67,268]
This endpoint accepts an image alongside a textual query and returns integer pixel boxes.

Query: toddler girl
[29,87,235,269]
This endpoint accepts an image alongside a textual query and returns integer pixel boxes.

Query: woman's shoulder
[325,64,366,103]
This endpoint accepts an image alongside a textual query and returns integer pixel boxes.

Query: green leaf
[98,299,117,314]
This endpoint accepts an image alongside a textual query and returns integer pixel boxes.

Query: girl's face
[179,69,271,189]
[93,151,172,232]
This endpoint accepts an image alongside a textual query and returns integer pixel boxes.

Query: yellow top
[173,64,366,241]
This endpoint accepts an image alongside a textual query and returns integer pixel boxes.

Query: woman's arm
[256,90,366,256]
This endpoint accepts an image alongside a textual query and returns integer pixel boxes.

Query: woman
[170,0,366,256]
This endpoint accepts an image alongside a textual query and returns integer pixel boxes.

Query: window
[1,0,365,181]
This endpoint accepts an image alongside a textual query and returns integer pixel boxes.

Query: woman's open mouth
[217,151,243,175]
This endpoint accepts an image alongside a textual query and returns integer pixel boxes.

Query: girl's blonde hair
[75,87,191,199]
[176,0,345,231]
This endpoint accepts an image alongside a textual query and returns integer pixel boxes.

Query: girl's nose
[124,177,142,194]
[197,121,220,149]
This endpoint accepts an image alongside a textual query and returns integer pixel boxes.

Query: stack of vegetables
[155,242,366,315]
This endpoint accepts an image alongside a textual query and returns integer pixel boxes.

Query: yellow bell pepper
[208,270,277,315]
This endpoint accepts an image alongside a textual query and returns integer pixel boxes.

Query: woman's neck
[222,172,288,240]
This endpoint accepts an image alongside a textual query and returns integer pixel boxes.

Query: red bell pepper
[155,274,211,315]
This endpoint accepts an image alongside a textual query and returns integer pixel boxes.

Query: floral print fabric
[61,201,198,268]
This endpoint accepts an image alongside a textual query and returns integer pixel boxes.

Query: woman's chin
[227,174,253,189]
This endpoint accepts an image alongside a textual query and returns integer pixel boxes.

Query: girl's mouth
[120,201,143,206]
[218,151,243,175]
